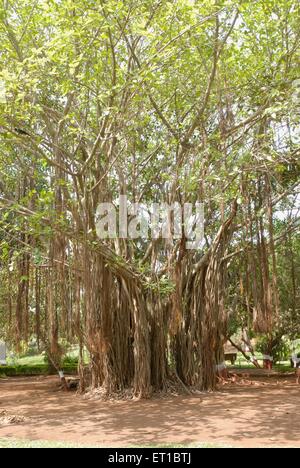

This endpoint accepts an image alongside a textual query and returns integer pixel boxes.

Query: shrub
[0,363,78,377]
[62,355,79,366]
[256,335,290,363]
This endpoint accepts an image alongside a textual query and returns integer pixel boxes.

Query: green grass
[0,438,85,448]
[227,352,292,371]
[0,438,227,448]
[16,355,45,366]
[0,349,292,379]
[9,350,89,367]
[0,353,80,377]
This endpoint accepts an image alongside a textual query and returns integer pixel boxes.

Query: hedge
[0,364,78,377]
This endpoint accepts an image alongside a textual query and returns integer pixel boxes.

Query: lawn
[16,355,45,366]
[0,354,78,377]
[0,438,226,448]
[0,352,292,378]
[0,438,85,448]
[12,351,295,370]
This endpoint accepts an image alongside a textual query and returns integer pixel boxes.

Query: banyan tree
[0,0,299,397]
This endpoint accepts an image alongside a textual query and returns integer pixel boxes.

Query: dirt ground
[0,372,300,448]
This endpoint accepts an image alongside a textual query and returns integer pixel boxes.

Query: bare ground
[0,372,299,448]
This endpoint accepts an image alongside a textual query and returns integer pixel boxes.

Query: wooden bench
[224,352,237,365]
